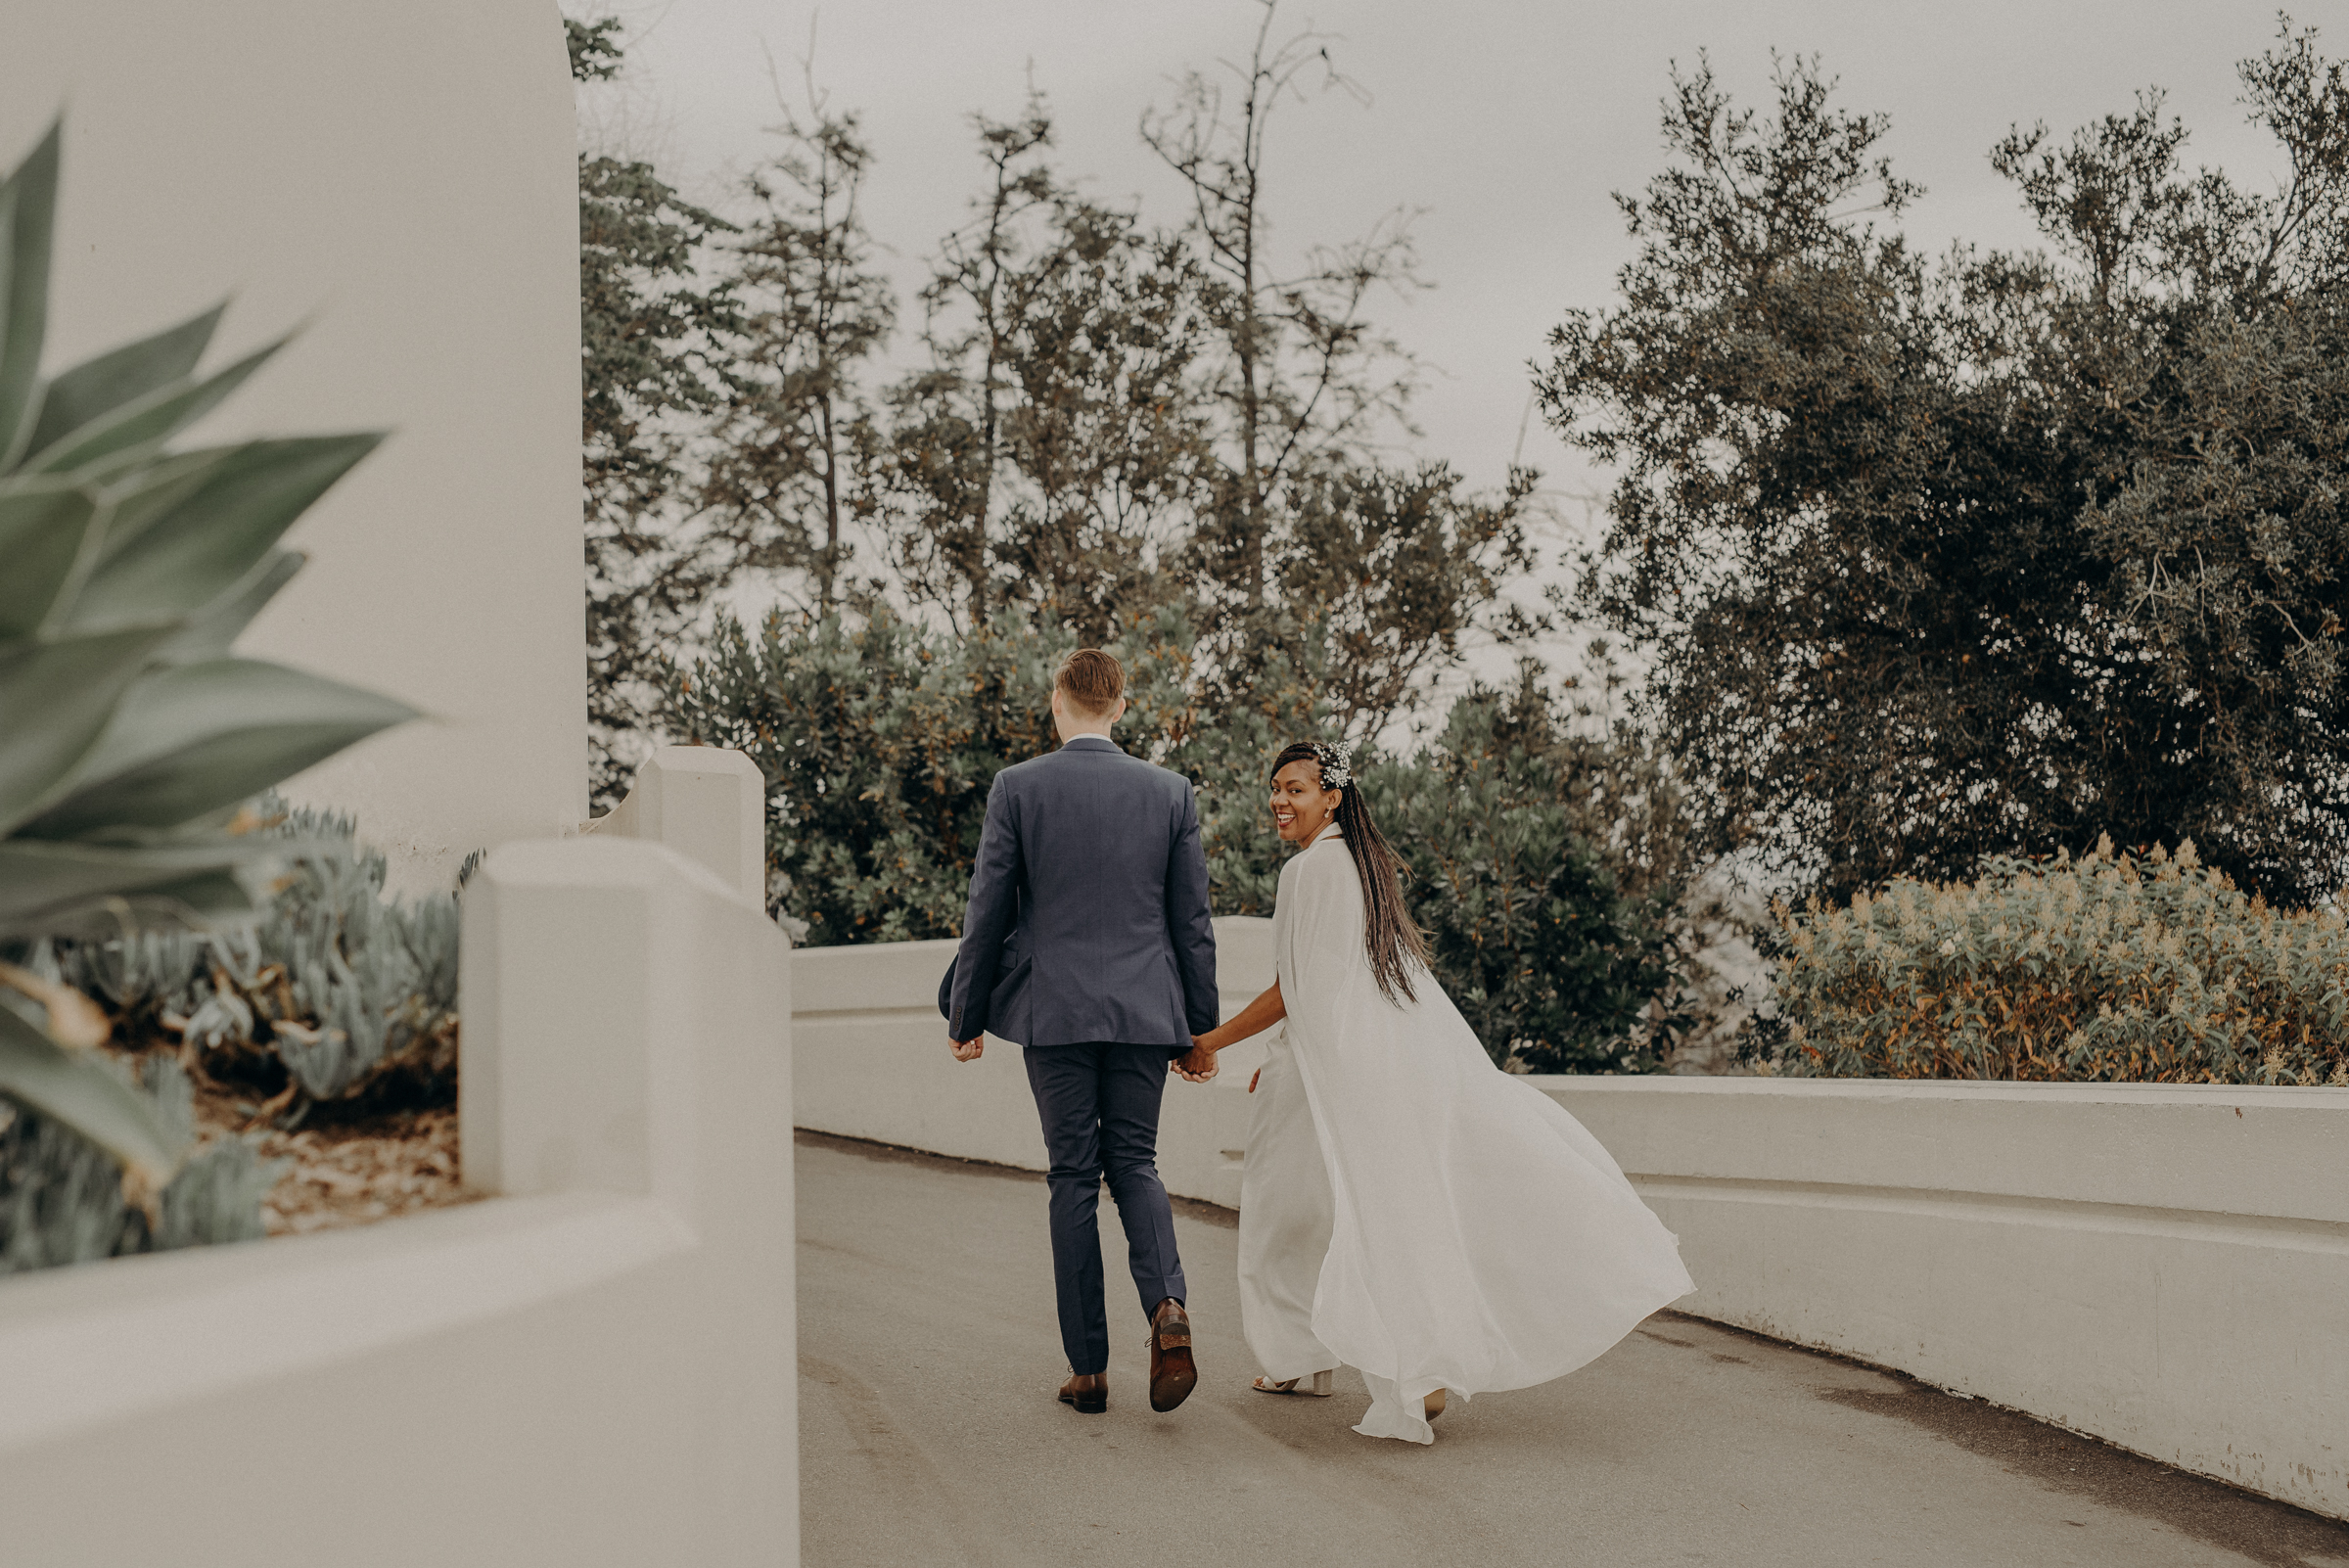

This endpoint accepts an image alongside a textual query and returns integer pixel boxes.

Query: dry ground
[191,1084,477,1235]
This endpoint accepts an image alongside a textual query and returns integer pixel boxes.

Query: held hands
[1172,1039,1219,1083]
[948,1036,984,1062]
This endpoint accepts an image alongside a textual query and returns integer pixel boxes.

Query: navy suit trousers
[1022,1042,1187,1375]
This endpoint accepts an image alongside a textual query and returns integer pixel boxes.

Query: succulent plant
[0,119,416,1190]
[0,1053,282,1275]
[33,797,466,1113]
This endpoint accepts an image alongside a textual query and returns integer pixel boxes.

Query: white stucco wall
[792,919,1275,1210]
[3,0,584,891]
[1549,1075,2349,1523]
[791,925,2349,1523]
[0,764,797,1566]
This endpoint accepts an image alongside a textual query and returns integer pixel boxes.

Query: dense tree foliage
[572,20,746,802]
[574,6,1540,791]
[668,612,1696,1070]
[701,90,895,620]
[1539,23,2349,905]
[665,604,1317,942]
[1368,673,1700,1072]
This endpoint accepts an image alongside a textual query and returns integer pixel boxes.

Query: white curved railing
[793,927,2349,1523]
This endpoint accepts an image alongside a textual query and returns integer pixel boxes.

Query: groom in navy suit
[945,649,1220,1415]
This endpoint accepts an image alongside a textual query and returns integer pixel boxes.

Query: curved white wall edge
[0,1193,693,1455]
[1536,1075,2349,1105]
[793,924,2349,1521]
[1629,1175,2349,1252]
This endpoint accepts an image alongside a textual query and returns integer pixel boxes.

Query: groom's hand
[948,1035,984,1062]
[1173,1042,1218,1082]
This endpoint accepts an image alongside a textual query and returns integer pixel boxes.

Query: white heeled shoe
[1252,1369,1335,1397]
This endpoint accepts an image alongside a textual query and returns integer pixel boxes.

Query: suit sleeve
[1165,780,1220,1036]
[948,775,1022,1040]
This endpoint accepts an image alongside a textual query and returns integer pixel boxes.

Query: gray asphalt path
[795,1132,2349,1568]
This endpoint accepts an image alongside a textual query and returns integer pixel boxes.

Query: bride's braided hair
[1272,740,1430,1004]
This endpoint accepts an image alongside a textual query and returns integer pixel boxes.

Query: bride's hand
[1174,1041,1218,1082]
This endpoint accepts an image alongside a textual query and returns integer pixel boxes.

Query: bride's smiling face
[1270,761,1341,844]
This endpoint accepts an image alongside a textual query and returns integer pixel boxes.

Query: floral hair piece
[1311,739,1355,790]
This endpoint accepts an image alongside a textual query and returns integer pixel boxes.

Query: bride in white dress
[1177,740,1696,1445]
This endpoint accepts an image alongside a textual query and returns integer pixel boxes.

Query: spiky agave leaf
[20,301,223,462]
[0,837,272,942]
[23,333,288,478]
[0,623,184,831]
[150,548,303,667]
[0,120,59,467]
[67,436,383,631]
[0,478,90,634]
[18,659,419,839]
[0,117,413,1191]
[0,1002,180,1193]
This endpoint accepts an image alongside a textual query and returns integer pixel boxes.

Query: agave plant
[0,119,416,1190]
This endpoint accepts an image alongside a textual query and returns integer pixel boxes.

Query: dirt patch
[193,1084,482,1236]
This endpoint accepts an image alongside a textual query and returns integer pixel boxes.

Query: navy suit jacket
[945,735,1219,1048]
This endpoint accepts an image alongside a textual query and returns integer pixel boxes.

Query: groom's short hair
[1056,649,1126,715]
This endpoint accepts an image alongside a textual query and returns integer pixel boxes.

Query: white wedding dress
[1239,824,1696,1444]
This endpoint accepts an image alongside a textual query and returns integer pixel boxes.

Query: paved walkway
[795,1133,2349,1568]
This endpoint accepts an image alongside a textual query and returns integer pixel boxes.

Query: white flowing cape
[1254,826,1696,1444]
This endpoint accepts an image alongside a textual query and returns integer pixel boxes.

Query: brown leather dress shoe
[1058,1372,1107,1414]
[1147,1298,1197,1412]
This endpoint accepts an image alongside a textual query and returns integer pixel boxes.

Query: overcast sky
[575,0,2308,699]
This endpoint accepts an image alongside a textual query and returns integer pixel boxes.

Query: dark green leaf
[0,836,288,936]
[0,477,95,636]
[0,120,59,470]
[0,622,180,835]
[24,333,286,476]
[24,301,224,460]
[19,658,418,838]
[0,1003,186,1182]
[70,436,379,626]
[150,548,303,666]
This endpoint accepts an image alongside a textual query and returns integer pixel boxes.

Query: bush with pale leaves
[1763,838,2349,1085]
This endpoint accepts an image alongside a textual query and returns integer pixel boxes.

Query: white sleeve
[1280,848,1366,1048]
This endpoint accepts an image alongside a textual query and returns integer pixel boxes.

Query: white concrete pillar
[461,833,799,1561]
[586,746,770,908]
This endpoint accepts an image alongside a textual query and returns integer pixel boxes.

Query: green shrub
[1761,838,2349,1084]
[1373,676,1699,1074]
[668,601,1320,944]
[671,607,1715,1071]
